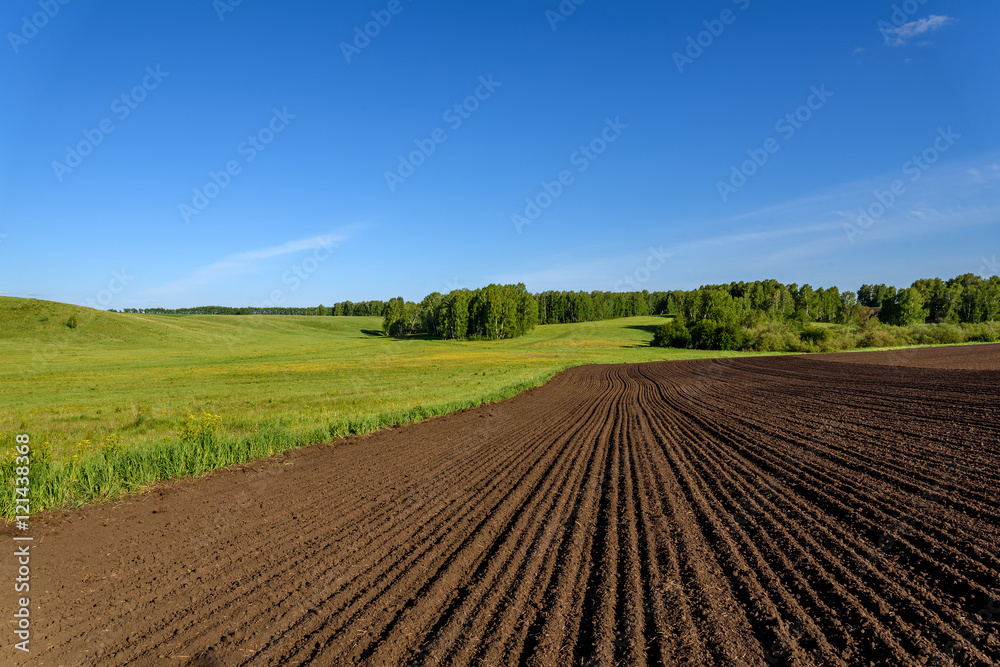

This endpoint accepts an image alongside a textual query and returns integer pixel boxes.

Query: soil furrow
[18,343,1000,666]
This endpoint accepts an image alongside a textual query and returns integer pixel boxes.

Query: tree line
[653,274,1000,351]
[114,306,328,315]
[110,273,1000,346]
[860,274,1000,325]
[379,287,684,339]
[383,284,539,340]
[535,291,672,323]
[112,301,388,317]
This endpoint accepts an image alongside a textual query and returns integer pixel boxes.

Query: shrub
[799,325,832,345]
[938,325,968,345]
[689,320,748,351]
[66,314,78,329]
[747,330,789,352]
[716,323,749,351]
[966,324,998,343]
[651,321,691,348]
[744,321,799,352]
[909,323,965,345]
[814,330,850,352]
[857,328,901,349]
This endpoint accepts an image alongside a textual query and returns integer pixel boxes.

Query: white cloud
[673,223,843,252]
[665,152,1000,273]
[852,46,866,55]
[231,234,344,261]
[883,15,953,46]
[142,232,350,298]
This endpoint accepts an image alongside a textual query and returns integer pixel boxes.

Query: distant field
[0,297,765,515]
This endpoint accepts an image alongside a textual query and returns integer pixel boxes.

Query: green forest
[652,273,1000,352]
[378,273,1000,346]
[380,285,672,339]
[111,273,1000,348]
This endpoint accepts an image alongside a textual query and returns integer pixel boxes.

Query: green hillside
[1,296,759,517]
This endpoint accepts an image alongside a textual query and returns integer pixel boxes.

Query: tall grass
[0,370,564,518]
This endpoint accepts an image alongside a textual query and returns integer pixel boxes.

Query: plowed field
[13,345,1000,666]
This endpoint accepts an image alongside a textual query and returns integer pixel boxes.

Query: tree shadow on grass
[625,323,663,336]
[621,321,670,348]
[360,329,441,341]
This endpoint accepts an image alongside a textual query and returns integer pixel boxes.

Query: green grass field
[1,297,763,517]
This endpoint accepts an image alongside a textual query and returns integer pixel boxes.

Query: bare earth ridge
[8,344,1000,666]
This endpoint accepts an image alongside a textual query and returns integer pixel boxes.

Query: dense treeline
[653,274,1000,351]
[117,288,659,342]
[674,279,858,325]
[119,291,665,323]
[383,284,539,340]
[331,300,388,317]
[860,274,1000,325]
[535,291,675,323]
[111,274,1000,348]
[116,306,327,315]
[112,302,387,317]
[380,287,679,340]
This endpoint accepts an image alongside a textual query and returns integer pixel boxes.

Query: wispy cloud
[883,15,954,46]
[495,154,1000,293]
[230,236,344,261]
[143,232,351,298]
[673,222,844,252]
[660,152,1000,282]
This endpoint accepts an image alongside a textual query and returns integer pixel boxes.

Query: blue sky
[2,0,998,309]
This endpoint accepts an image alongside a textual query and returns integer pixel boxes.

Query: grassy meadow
[1,296,762,517]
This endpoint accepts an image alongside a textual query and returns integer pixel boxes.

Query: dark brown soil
[818,342,1000,370]
[7,345,999,666]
